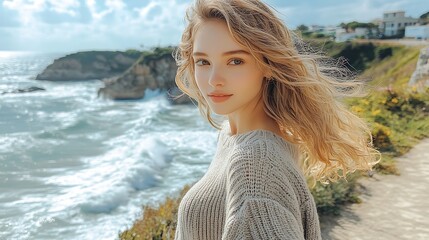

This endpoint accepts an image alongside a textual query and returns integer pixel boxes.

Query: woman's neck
[228,102,283,136]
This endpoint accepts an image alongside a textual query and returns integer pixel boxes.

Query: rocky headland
[97,47,190,104]
[36,48,192,104]
[36,50,141,81]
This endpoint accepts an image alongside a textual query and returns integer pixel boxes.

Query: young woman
[172,0,381,239]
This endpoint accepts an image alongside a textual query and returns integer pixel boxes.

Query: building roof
[383,10,405,14]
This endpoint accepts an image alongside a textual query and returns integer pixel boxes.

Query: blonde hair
[173,0,381,185]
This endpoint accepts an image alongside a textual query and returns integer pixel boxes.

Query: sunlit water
[0,51,218,240]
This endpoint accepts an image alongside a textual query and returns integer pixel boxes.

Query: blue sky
[0,0,427,52]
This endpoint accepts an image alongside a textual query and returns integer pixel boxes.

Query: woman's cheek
[229,69,249,85]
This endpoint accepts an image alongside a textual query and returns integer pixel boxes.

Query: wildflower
[391,98,398,104]
[362,99,370,106]
[383,127,391,136]
[371,109,381,116]
[351,106,363,113]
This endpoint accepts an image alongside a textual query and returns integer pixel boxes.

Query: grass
[362,46,421,89]
[119,42,428,239]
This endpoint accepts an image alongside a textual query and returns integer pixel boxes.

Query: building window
[393,13,396,17]
[391,23,394,27]
[398,23,401,27]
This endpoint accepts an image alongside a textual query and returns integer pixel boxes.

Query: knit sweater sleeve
[221,139,310,240]
[222,197,305,240]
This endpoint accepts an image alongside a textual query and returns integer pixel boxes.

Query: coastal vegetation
[119,41,428,239]
[58,50,142,71]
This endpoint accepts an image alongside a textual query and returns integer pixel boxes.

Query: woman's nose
[208,66,225,87]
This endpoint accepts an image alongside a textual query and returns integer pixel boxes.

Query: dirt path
[319,138,429,240]
[354,39,429,47]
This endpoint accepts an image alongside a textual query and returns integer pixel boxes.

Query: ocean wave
[78,185,129,214]
[125,164,162,191]
[120,137,173,191]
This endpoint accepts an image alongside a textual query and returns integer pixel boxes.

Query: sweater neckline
[220,121,291,148]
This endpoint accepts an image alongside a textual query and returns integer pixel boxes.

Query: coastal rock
[167,86,194,105]
[1,86,46,95]
[97,48,193,104]
[36,51,141,81]
[409,47,429,89]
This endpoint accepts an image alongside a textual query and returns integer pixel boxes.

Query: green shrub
[312,33,326,38]
[119,184,191,240]
[376,47,393,60]
[371,123,395,152]
[346,87,429,158]
[311,171,362,215]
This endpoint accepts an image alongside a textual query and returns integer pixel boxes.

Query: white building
[405,25,429,40]
[355,27,369,36]
[309,25,324,32]
[308,25,337,36]
[321,25,337,36]
[380,11,418,37]
[335,27,369,42]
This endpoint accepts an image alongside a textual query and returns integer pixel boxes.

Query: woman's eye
[229,59,243,65]
[195,59,209,66]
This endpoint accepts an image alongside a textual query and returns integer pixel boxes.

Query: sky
[0,0,427,52]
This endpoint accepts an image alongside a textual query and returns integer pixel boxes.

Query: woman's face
[192,19,267,116]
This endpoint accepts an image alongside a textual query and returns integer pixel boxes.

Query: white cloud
[3,0,45,11]
[3,0,80,25]
[86,0,110,20]
[134,1,160,20]
[85,0,126,21]
[105,0,125,10]
[3,0,45,25]
[48,0,80,16]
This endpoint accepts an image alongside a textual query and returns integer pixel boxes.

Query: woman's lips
[209,95,233,103]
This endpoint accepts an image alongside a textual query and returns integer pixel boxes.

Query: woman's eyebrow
[192,50,251,57]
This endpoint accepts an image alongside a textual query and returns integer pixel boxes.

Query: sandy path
[319,138,429,240]
[354,39,429,47]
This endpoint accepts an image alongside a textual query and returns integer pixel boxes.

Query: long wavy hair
[172,0,381,185]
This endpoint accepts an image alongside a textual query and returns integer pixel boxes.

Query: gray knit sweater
[174,121,322,240]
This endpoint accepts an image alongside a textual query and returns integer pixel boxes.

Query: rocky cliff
[97,47,192,104]
[409,47,429,89]
[35,48,192,104]
[36,50,141,81]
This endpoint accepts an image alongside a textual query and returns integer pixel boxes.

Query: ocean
[0,51,218,240]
